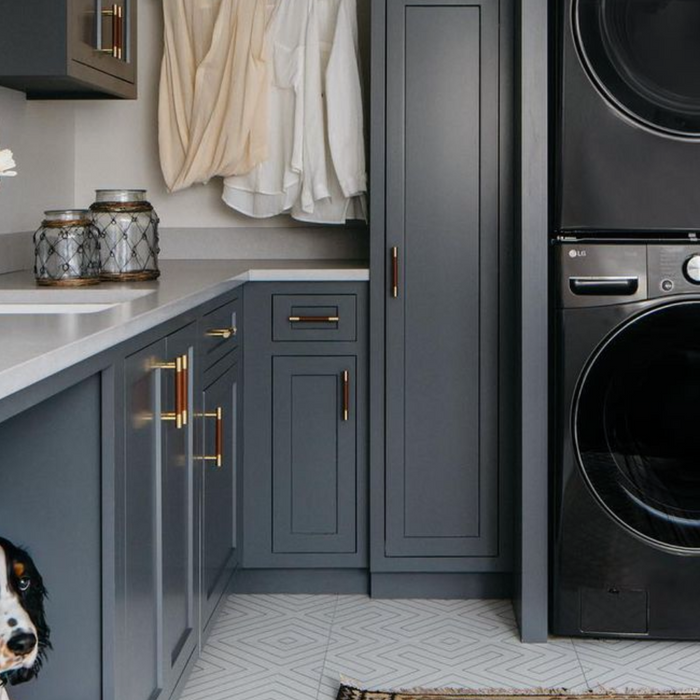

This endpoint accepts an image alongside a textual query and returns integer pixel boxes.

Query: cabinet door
[201,362,239,631]
[272,356,357,554]
[162,326,197,684]
[123,339,166,700]
[385,0,500,559]
[69,0,137,93]
[69,0,136,80]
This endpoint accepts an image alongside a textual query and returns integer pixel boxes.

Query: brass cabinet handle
[202,407,224,468]
[181,354,189,426]
[342,370,350,422]
[99,4,119,58]
[288,316,340,323]
[206,327,237,339]
[117,4,124,60]
[155,354,187,429]
[391,246,399,298]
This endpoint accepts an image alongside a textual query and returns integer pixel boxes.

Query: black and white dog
[0,538,50,700]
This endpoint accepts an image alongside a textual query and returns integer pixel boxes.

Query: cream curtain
[159,0,275,192]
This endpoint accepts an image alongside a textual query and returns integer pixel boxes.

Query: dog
[0,538,50,700]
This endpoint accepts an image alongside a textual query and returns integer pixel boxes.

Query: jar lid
[94,189,147,204]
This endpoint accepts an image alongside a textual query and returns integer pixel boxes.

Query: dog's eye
[17,577,31,592]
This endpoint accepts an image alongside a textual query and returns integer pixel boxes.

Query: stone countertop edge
[0,260,369,404]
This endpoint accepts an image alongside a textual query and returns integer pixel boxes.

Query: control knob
[684,254,700,285]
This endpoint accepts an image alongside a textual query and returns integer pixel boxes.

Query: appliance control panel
[557,241,700,308]
[648,245,700,298]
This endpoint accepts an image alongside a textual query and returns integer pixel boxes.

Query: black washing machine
[555,0,700,232]
[552,236,700,639]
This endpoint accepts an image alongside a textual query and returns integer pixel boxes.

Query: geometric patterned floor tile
[179,594,700,700]
[318,597,588,699]
[572,638,700,693]
[179,594,337,700]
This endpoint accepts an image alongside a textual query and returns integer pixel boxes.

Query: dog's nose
[7,632,37,656]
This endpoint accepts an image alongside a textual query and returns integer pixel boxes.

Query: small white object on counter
[0,148,17,177]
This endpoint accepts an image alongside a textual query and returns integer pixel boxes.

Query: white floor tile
[179,593,700,700]
[573,637,700,693]
[319,598,587,698]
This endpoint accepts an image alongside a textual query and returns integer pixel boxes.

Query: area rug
[336,685,700,700]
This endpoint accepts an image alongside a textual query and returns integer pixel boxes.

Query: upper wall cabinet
[0,0,137,99]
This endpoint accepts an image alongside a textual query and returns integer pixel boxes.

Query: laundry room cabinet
[242,283,368,570]
[370,0,514,588]
[120,323,198,700]
[0,0,137,98]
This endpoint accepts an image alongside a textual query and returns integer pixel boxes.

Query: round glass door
[574,301,700,551]
[574,0,700,138]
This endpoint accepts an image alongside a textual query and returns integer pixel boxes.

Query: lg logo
[569,249,587,258]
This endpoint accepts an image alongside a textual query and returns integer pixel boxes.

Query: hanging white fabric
[222,0,367,224]
[159,0,276,193]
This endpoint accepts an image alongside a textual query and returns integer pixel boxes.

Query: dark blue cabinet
[243,283,368,571]
[371,0,514,580]
[121,323,197,700]
[200,360,239,634]
[272,356,358,555]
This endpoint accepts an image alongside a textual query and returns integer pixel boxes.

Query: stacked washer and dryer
[552,0,700,639]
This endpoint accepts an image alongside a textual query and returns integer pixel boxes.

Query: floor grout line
[315,593,341,700]
[569,638,591,692]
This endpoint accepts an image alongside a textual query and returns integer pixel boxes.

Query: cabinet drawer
[272,294,357,342]
[201,298,240,368]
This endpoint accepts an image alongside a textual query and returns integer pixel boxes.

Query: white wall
[0,87,76,272]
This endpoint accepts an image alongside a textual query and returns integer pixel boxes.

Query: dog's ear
[6,665,38,686]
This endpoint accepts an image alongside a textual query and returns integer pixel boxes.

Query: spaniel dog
[0,538,50,700]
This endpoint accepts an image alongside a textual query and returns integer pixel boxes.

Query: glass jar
[90,189,160,281]
[34,210,101,286]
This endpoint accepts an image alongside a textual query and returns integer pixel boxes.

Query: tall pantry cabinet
[370,0,514,592]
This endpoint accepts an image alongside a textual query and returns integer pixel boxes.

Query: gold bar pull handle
[391,247,399,298]
[288,316,340,323]
[206,327,237,339]
[99,4,119,57]
[117,4,123,60]
[181,354,189,427]
[342,370,350,422]
[155,357,183,429]
[202,407,224,468]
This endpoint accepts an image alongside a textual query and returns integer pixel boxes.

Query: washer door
[575,302,700,551]
[575,0,700,138]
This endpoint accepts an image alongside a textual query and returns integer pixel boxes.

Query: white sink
[0,289,155,315]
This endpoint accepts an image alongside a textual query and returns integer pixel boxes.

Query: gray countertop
[0,260,369,403]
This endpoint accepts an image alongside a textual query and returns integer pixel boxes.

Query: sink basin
[0,288,155,314]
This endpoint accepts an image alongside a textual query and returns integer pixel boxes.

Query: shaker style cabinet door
[123,339,167,700]
[121,324,197,700]
[200,362,239,633]
[272,356,358,555]
[162,325,198,687]
[384,0,500,559]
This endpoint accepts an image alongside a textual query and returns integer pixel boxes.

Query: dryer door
[575,0,700,138]
[575,301,700,551]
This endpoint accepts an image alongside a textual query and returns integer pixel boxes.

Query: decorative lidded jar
[34,210,101,286]
[90,189,160,281]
